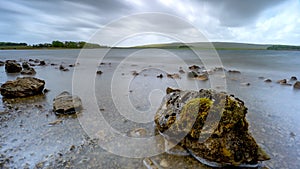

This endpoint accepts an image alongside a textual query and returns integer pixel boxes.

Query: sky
[0,0,299,46]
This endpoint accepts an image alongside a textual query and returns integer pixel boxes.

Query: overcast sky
[0,0,299,46]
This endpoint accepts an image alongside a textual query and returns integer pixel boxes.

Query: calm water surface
[0,49,299,168]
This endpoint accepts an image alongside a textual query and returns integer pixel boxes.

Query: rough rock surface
[0,77,45,98]
[53,91,82,115]
[155,88,270,167]
[21,62,36,75]
[5,60,22,73]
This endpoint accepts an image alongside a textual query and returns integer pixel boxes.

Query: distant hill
[133,42,273,50]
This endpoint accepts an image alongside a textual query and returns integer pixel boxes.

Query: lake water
[0,49,299,168]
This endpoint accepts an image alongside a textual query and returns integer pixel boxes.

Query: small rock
[187,71,198,78]
[258,76,265,79]
[167,73,181,79]
[34,59,40,63]
[22,62,30,69]
[195,74,208,81]
[5,60,22,73]
[21,67,36,75]
[0,77,45,98]
[157,74,163,78]
[53,91,82,115]
[39,60,46,66]
[294,81,300,89]
[43,88,50,93]
[241,82,251,86]
[68,64,75,67]
[188,65,200,70]
[228,70,241,74]
[59,65,69,71]
[96,70,103,75]
[277,79,287,85]
[132,71,139,76]
[290,76,297,81]
[264,79,272,83]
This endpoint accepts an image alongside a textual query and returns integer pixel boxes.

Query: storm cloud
[0,0,299,46]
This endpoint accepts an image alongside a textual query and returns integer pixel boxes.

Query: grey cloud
[199,0,286,26]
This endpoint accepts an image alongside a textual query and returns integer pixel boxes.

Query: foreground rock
[155,88,270,167]
[294,81,300,89]
[53,91,82,115]
[0,77,45,98]
[5,60,22,73]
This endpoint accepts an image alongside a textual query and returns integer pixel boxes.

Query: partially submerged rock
[53,91,82,115]
[294,81,300,89]
[0,60,5,66]
[21,62,36,75]
[0,77,45,98]
[155,88,270,167]
[5,60,22,73]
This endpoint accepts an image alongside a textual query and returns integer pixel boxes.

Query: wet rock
[39,60,46,66]
[69,64,75,67]
[34,59,40,63]
[154,88,270,167]
[241,82,251,86]
[157,74,163,78]
[195,74,208,81]
[294,81,300,89]
[277,79,291,85]
[96,70,103,75]
[59,65,69,71]
[189,65,200,71]
[264,79,272,83]
[132,70,139,76]
[167,73,181,79]
[187,71,198,78]
[179,67,185,74]
[53,91,82,115]
[228,70,241,74]
[290,76,297,81]
[5,60,22,73]
[21,67,36,75]
[0,77,45,98]
[0,60,4,66]
[22,62,30,69]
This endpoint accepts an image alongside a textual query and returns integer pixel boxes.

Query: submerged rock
[154,88,270,167]
[290,76,297,81]
[0,77,45,98]
[53,91,82,115]
[5,60,22,73]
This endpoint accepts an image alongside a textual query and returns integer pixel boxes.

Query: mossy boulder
[154,88,270,167]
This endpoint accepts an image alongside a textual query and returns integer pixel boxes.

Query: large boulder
[53,91,82,115]
[0,77,45,98]
[155,88,270,167]
[5,60,22,73]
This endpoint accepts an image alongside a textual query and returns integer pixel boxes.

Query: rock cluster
[155,88,270,167]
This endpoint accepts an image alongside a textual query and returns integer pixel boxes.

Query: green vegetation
[0,41,104,50]
[267,45,300,50]
[133,42,272,50]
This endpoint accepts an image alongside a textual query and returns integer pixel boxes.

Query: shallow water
[0,49,300,168]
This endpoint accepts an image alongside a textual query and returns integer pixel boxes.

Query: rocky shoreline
[0,57,299,168]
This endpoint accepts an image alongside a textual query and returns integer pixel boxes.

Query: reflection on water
[0,49,300,168]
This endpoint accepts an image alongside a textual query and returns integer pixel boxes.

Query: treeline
[33,41,103,48]
[267,45,300,50]
[0,42,28,46]
[0,41,104,49]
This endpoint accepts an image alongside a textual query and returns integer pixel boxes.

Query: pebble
[159,159,169,168]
